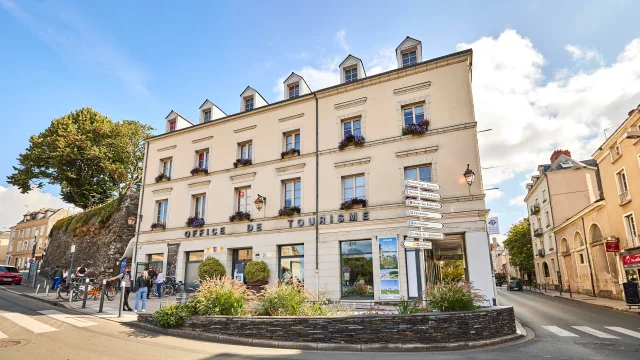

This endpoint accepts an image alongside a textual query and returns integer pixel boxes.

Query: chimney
[550,149,571,164]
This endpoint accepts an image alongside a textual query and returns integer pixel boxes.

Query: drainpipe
[545,174,562,288]
[313,92,319,301]
[581,217,597,296]
[132,141,150,278]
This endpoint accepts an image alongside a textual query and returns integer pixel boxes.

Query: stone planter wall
[138,306,515,345]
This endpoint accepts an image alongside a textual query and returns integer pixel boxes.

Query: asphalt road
[0,287,639,359]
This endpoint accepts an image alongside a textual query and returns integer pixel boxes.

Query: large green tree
[7,107,153,209]
[503,219,535,275]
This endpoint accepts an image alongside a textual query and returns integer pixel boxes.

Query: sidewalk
[0,282,179,323]
[526,286,640,314]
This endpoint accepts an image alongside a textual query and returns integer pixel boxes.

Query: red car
[0,265,23,285]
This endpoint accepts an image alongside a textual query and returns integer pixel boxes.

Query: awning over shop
[120,237,136,261]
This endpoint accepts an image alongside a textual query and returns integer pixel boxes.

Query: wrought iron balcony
[530,204,541,215]
[533,228,543,237]
[619,190,631,206]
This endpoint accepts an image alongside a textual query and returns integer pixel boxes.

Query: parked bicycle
[56,279,82,301]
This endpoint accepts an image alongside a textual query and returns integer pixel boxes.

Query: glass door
[232,248,253,284]
[184,251,204,292]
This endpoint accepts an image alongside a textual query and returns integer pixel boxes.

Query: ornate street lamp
[463,164,475,186]
[254,195,267,211]
[127,216,137,225]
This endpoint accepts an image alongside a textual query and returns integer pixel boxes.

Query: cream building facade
[129,37,495,304]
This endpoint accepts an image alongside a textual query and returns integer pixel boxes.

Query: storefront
[621,249,640,281]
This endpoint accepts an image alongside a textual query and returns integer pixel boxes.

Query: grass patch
[52,196,124,235]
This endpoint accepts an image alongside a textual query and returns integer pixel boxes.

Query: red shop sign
[621,253,640,266]
[605,241,620,252]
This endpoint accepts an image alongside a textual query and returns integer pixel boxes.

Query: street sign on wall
[405,179,440,190]
[487,217,500,235]
[405,199,442,209]
[409,230,445,239]
[406,209,443,219]
[404,189,441,200]
[402,240,433,249]
[408,220,444,229]
[605,241,620,253]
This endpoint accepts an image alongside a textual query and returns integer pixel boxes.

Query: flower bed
[155,174,171,183]
[280,148,300,159]
[338,134,365,150]
[150,222,166,230]
[233,159,252,168]
[277,206,301,217]
[340,198,368,210]
[185,216,205,228]
[402,119,429,136]
[229,211,252,222]
[190,167,209,176]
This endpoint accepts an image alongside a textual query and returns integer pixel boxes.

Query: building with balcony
[524,150,601,289]
[127,37,494,304]
[6,208,71,269]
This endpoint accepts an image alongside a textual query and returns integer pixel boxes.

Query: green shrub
[194,277,252,316]
[198,257,226,280]
[426,282,486,312]
[510,276,519,280]
[394,297,425,314]
[244,261,270,283]
[152,302,197,328]
[255,281,307,316]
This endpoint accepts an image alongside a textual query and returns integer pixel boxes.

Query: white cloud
[368,48,396,75]
[565,44,605,65]
[485,189,505,203]
[457,30,640,188]
[508,193,527,207]
[295,52,308,59]
[272,56,341,100]
[0,185,71,229]
[335,30,348,51]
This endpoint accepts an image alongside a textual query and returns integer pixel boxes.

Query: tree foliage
[7,108,153,209]
[503,219,534,274]
[440,260,465,282]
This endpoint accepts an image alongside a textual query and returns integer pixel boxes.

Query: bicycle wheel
[73,287,83,301]
[57,284,70,300]
[105,287,116,301]
[163,284,174,297]
[150,286,157,297]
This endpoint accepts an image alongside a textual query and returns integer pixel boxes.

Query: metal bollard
[544,284,547,293]
[98,279,106,313]
[118,281,126,318]
[45,283,50,298]
[82,278,90,309]
[568,284,572,298]
[69,286,73,304]
[35,284,40,294]
[559,286,562,296]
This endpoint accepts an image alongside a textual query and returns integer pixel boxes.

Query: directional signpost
[403,178,444,306]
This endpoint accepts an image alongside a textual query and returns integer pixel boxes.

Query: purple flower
[339,198,368,210]
[278,206,301,217]
[150,222,166,230]
[233,159,253,168]
[338,134,366,150]
[229,211,252,222]
[190,167,209,176]
[186,216,205,228]
[402,119,430,136]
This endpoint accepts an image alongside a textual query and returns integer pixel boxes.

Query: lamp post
[254,195,267,218]
[463,164,475,194]
[128,215,142,278]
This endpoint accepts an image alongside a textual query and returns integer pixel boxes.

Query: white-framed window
[342,174,365,201]
[245,97,254,111]
[283,179,301,208]
[625,213,638,242]
[402,50,417,67]
[169,120,176,132]
[26,228,30,237]
[615,144,621,156]
[38,239,43,249]
[239,142,252,160]
[161,158,173,177]
[40,226,45,235]
[288,84,299,99]
[616,168,629,194]
[542,189,547,202]
[192,193,206,219]
[196,150,210,169]
[156,200,168,224]
[402,104,425,127]
[545,210,551,227]
[8,242,12,252]
[236,187,252,214]
[19,230,23,238]
[203,109,211,122]
[342,118,361,137]
[579,253,585,264]
[344,67,357,82]
[285,131,301,151]
[404,165,432,183]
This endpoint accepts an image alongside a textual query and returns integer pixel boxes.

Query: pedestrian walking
[134,271,149,313]
[108,267,133,311]
[62,269,68,283]
[147,265,157,300]
[155,269,164,300]
[50,265,63,290]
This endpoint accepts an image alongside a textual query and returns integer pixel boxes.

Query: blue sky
[1,1,639,231]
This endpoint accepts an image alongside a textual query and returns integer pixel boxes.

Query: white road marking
[1,313,57,334]
[37,310,97,327]
[541,326,579,337]
[605,327,640,339]
[572,326,619,338]
[0,330,7,339]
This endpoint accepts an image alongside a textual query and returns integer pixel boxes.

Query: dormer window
[169,120,177,132]
[345,67,358,82]
[245,97,254,111]
[288,84,299,99]
[203,109,211,122]
[402,50,417,67]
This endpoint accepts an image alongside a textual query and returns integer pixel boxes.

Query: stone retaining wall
[138,306,515,345]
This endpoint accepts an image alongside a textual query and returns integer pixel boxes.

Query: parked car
[507,279,522,291]
[0,265,23,285]
[496,279,504,287]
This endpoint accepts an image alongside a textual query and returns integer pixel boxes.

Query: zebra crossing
[541,325,640,339]
[0,310,98,338]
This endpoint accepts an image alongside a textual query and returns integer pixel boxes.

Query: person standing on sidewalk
[50,265,63,290]
[146,265,157,300]
[155,269,164,300]
[108,267,133,311]
[134,271,149,313]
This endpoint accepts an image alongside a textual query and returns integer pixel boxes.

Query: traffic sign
[405,199,442,209]
[409,230,445,239]
[406,209,443,219]
[408,220,444,229]
[404,189,441,200]
[402,240,433,249]
[405,179,440,190]
[71,245,76,253]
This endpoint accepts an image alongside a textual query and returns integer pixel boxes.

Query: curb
[527,289,640,315]
[126,321,525,352]
[0,286,77,310]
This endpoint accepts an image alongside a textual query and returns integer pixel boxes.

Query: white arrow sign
[406,209,443,219]
[405,189,441,200]
[409,230,445,239]
[402,240,433,249]
[405,199,442,209]
[408,220,444,229]
[405,179,440,190]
